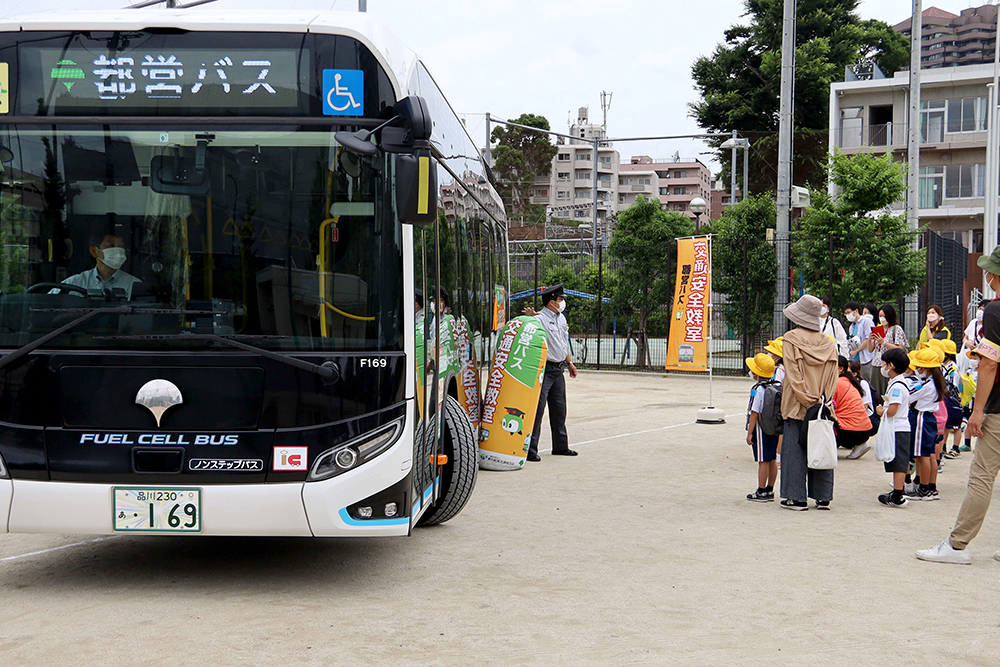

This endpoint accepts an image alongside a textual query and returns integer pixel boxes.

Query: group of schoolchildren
[744,302,983,508]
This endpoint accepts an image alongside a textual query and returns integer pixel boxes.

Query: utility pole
[905,0,923,327]
[984,8,1000,298]
[730,129,738,207]
[592,136,599,260]
[775,0,796,332]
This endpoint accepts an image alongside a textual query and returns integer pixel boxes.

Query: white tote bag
[874,412,896,462]
[806,398,838,470]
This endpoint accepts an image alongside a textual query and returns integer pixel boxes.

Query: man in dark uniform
[524,284,578,461]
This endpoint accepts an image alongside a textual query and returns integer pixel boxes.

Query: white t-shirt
[748,383,765,416]
[909,374,941,413]
[860,379,874,416]
[886,377,912,432]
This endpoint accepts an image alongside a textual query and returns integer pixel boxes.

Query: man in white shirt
[61,233,141,299]
[844,300,874,381]
[523,284,578,462]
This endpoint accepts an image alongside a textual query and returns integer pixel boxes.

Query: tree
[795,151,924,306]
[608,196,693,367]
[689,0,909,194]
[712,194,778,354]
[490,114,557,220]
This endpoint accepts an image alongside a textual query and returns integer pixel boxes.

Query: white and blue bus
[0,7,508,536]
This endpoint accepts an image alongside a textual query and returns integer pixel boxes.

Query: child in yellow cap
[765,338,785,384]
[745,353,781,502]
[907,347,947,501]
[936,338,965,459]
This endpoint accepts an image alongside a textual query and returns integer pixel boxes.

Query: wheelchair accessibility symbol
[323,69,364,116]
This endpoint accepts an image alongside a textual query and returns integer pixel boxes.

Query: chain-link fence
[510,230,971,374]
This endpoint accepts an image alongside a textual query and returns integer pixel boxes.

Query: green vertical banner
[478,316,548,470]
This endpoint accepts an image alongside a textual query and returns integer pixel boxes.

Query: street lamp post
[719,136,750,204]
[689,196,707,231]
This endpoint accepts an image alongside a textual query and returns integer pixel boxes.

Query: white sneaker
[916,539,972,565]
[846,442,872,460]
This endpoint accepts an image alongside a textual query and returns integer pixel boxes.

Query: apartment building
[618,155,712,222]
[894,5,998,69]
[529,107,618,222]
[829,62,991,251]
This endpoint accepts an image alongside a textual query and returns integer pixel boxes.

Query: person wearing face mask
[918,305,952,346]
[60,232,140,299]
[523,284,578,461]
[819,296,848,358]
[868,304,908,399]
[958,301,988,375]
[843,301,874,382]
[917,246,1000,564]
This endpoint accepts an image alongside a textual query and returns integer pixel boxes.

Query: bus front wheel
[418,395,478,526]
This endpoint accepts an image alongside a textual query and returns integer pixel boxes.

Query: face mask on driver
[558,299,566,313]
[99,247,126,271]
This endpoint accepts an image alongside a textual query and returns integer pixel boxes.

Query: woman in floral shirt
[869,303,909,397]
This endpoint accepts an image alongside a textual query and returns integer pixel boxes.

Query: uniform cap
[540,283,565,305]
[909,347,943,369]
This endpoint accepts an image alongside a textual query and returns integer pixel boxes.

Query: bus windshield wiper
[97,333,339,380]
[0,306,216,374]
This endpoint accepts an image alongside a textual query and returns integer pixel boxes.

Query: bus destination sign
[26,47,306,113]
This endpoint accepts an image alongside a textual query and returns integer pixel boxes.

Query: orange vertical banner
[665,236,710,371]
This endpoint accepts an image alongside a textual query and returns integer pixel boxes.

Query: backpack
[757,380,784,436]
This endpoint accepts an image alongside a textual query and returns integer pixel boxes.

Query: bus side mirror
[396,150,437,225]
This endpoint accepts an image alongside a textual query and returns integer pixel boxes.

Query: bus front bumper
[0,459,414,538]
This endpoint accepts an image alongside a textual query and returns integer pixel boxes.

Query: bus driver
[61,233,141,299]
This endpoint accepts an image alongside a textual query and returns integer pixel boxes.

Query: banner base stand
[696,406,726,424]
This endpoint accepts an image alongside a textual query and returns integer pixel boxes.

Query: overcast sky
[0,0,977,172]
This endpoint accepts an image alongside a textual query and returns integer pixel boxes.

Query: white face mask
[971,359,980,370]
[879,316,888,327]
[99,246,126,271]
[820,306,829,316]
[558,299,566,313]
[978,310,985,322]
[880,365,891,378]
[846,312,857,323]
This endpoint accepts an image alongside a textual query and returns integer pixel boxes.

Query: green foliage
[608,196,694,366]
[689,0,909,193]
[828,150,906,214]
[796,151,924,305]
[713,194,778,344]
[490,113,557,218]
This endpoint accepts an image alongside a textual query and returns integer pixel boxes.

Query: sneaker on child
[878,492,908,508]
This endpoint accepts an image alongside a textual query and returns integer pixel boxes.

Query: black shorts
[750,427,779,463]
[884,431,911,473]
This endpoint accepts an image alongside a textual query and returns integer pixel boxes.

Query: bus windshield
[0,124,403,352]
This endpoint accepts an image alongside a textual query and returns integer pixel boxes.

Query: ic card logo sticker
[322,69,363,116]
[273,446,308,471]
[0,63,7,113]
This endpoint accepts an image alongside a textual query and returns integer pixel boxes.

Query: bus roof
[0,9,420,101]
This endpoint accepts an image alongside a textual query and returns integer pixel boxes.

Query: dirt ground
[2,371,999,666]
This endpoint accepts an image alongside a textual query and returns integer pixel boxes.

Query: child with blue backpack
[746,353,782,502]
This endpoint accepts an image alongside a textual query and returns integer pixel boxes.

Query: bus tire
[418,395,478,526]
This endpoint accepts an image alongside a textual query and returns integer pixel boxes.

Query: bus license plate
[113,488,202,532]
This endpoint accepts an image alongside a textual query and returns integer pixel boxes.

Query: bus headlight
[308,418,403,482]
